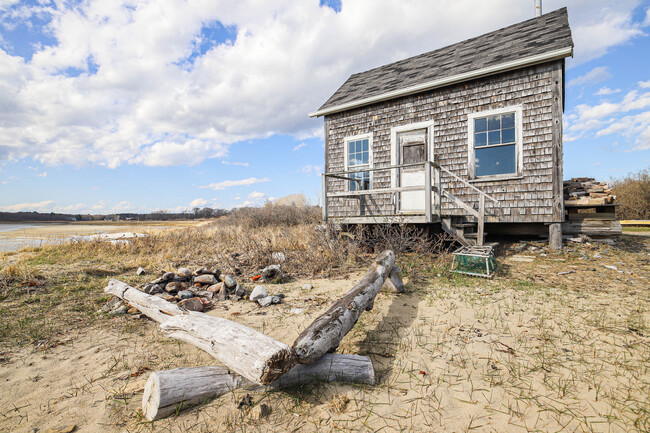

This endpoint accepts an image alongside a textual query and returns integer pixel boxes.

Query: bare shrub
[221,203,321,228]
[611,169,650,220]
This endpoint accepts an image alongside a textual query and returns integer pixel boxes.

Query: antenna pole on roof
[535,0,542,17]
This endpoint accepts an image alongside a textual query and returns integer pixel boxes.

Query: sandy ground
[1,237,649,432]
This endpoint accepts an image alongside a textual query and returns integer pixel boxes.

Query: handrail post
[321,173,328,222]
[477,194,485,246]
[434,165,441,216]
[424,161,432,222]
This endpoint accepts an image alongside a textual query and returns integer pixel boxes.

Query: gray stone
[261,264,284,283]
[234,284,246,298]
[223,275,237,289]
[177,267,192,278]
[194,266,207,275]
[257,296,274,307]
[301,283,313,291]
[194,291,214,300]
[101,297,122,313]
[593,253,603,259]
[250,285,268,301]
[207,283,222,293]
[194,274,217,285]
[162,272,176,281]
[258,295,282,307]
[178,297,203,312]
[381,266,405,293]
[110,305,128,315]
[178,290,194,300]
[289,308,304,314]
[165,282,181,294]
[136,267,146,276]
[144,283,163,295]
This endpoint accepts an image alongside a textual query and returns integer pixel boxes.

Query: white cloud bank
[199,176,269,190]
[565,82,650,150]
[0,0,647,169]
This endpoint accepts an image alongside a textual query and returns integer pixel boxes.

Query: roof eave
[308,46,573,118]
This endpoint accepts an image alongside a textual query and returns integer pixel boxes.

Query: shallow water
[0,222,172,253]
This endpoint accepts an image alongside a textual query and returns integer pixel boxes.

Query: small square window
[470,109,519,178]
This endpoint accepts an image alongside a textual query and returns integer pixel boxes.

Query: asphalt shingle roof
[318,8,573,113]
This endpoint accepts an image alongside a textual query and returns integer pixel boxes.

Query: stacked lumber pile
[564,178,615,206]
[562,177,622,237]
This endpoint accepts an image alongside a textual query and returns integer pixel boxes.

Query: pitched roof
[311,8,573,117]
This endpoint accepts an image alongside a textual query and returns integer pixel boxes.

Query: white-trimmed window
[468,106,523,180]
[344,133,372,191]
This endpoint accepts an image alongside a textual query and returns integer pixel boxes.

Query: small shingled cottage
[310,8,574,248]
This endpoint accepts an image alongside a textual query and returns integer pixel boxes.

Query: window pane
[403,143,426,164]
[488,130,501,145]
[362,139,368,152]
[349,170,369,191]
[475,132,487,147]
[474,117,487,133]
[348,141,354,154]
[362,151,369,164]
[475,144,516,177]
[502,127,515,143]
[502,113,515,129]
[488,116,500,131]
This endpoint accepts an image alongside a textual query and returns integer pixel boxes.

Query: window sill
[469,175,523,183]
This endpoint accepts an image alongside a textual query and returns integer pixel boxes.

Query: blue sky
[0,0,648,214]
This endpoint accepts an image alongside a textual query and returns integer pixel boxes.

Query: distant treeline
[0,207,231,222]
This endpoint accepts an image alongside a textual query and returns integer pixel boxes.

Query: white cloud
[199,176,269,190]
[221,160,249,167]
[566,1,648,65]
[189,198,208,207]
[0,200,54,212]
[566,89,650,150]
[595,87,621,96]
[237,190,268,207]
[639,80,650,89]
[37,171,46,177]
[301,164,322,175]
[0,0,646,170]
[567,66,611,87]
[293,142,308,151]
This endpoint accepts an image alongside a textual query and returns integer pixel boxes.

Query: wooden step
[451,223,477,228]
[464,232,487,239]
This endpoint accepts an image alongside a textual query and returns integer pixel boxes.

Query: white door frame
[390,120,435,212]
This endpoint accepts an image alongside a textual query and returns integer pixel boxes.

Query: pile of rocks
[105,264,288,315]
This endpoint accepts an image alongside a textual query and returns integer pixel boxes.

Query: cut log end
[142,372,162,421]
[261,349,298,384]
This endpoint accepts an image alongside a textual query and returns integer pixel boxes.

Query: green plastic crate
[451,246,496,278]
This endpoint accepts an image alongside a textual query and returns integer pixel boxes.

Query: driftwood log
[159,313,296,384]
[292,250,395,364]
[105,278,184,323]
[142,354,374,421]
[104,279,296,385]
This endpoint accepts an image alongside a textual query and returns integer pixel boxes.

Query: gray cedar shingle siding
[325,61,562,223]
[319,8,573,112]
